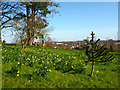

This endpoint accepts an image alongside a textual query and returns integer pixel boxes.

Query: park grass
[2,43,119,88]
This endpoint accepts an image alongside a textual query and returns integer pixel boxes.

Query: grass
[1,43,119,88]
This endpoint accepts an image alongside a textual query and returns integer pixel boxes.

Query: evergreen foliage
[81,31,115,76]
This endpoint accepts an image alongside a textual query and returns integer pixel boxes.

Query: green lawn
[1,43,119,88]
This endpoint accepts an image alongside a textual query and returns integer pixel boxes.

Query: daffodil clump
[2,44,87,81]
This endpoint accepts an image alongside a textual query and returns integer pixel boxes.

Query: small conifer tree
[81,31,115,77]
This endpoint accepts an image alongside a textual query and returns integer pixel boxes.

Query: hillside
[2,43,119,88]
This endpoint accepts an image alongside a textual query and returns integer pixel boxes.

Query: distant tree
[110,45,114,52]
[81,31,115,77]
[45,37,55,48]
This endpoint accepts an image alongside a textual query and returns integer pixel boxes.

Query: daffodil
[96,70,99,73]
[2,56,4,59]
[18,62,20,64]
[49,69,51,72]
[27,58,30,60]
[22,64,24,66]
[73,57,76,59]
[17,71,20,73]
[17,74,19,76]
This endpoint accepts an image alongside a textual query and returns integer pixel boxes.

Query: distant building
[52,40,119,52]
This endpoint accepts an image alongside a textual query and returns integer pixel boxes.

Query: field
[1,43,119,88]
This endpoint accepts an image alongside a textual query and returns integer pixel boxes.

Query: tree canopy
[1,1,59,47]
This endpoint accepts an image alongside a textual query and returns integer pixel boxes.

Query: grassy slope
[2,44,119,88]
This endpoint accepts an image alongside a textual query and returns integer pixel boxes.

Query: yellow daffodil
[17,71,20,73]
[2,56,4,59]
[27,58,30,60]
[18,62,20,64]
[49,69,51,72]
[73,57,76,59]
[71,66,73,68]
[17,74,19,76]
[96,70,99,73]
[45,67,47,69]
[22,64,24,66]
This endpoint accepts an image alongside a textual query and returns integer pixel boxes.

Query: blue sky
[47,2,118,42]
[2,2,118,43]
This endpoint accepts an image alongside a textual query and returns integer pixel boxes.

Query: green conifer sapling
[81,31,115,77]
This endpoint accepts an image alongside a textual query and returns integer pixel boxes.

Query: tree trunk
[91,60,95,77]
[0,30,1,42]
[28,4,36,45]
[26,3,31,45]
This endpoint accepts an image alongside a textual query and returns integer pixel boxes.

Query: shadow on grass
[61,69,86,75]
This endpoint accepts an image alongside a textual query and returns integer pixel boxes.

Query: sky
[2,2,118,43]
[47,2,118,42]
